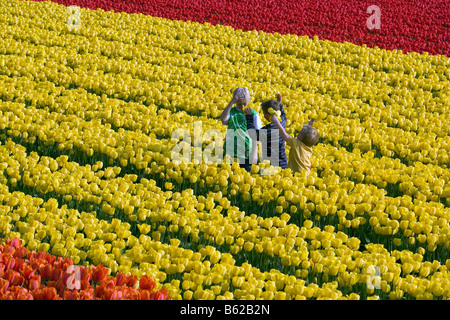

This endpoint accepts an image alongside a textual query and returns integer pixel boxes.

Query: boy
[245,94,288,169]
[220,87,262,171]
[271,114,318,176]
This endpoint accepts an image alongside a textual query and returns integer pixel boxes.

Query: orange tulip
[21,264,35,281]
[115,273,127,286]
[39,264,53,279]
[79,289,95,300]
[15,246,28,259]
[154,289,169,300]
[0,278,9,294]
[4,256,15,270]
[0,238,168,300]
[50,268,63,282]
[110,289,124,300]
[92,264,109,283]
[126,275,138,288]
[63,290,80,300]
[139,275,156,291]
[39,287,59,300]
[28,275,41,291]
[140,289,153,300]
[9,238,21,249]
[11,274,25,287]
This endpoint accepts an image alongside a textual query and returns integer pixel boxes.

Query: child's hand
[276,93,282,103]
[270,114,279,122]
[307,119,315,126]
[244,108,253,115]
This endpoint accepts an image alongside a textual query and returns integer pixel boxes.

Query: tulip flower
[1,0,449,302]
[0,278,9,294]
[139,275,156,292]
[92,264,109,283]
[28,275,41,291]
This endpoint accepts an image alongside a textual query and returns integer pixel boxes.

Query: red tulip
[29,275,41,291]
[54,279,66,294]
[79,266,91,282]
[39,264,52,279]
[101,277,116,290]
[140,289,152,300]
[9,238,21,249]
[99,287,114,300]
[94,283,105,298]
[0,292,14,300]
[44,253,56,265]
[124,289,140,300]
[63,290,80,300]
[21,264,36,280]
[80,279,91,290]
[110,289,124,300]
[0,278,9,294]
[79,288,95,300]
[14,257,24,272]
[4,269,17,284]
[4,255,15,270]
[41,287,59,300]
[11,274,25,287]
[139,275,156,291]
[154,289,169,300]
[92,264,109,283]
[126,275,138,288]
[50,268,63,282]
[115,272,127,286]
[10,286,32,300]
[14,246,28,259]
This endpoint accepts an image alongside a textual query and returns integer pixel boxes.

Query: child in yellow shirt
[271,115,319,176]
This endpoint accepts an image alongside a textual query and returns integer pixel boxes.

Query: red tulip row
[32,0,449,56]
[0,238,169,300]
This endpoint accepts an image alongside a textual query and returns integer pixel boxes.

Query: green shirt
[224,107,262,160]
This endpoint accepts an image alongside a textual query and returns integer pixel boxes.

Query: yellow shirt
[286,137,313,175]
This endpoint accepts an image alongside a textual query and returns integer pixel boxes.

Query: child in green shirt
[220,87,262,171]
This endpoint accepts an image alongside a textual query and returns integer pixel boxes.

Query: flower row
[1,3,448,168]
[1,104,449,258]
[1,137,449,299]
[0,237,169,300]
[2,182,449,300]
[30,0,450,56]
[1,34,449,199]
[2,109,449,254]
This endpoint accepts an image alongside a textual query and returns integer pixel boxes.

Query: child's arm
[220,96,237,125]
[244,107,255,129]
[245,108,260,141]
[271,115,291,142]
[276,93,287,128]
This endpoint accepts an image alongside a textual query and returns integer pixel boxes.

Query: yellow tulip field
[0,0,449,300]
